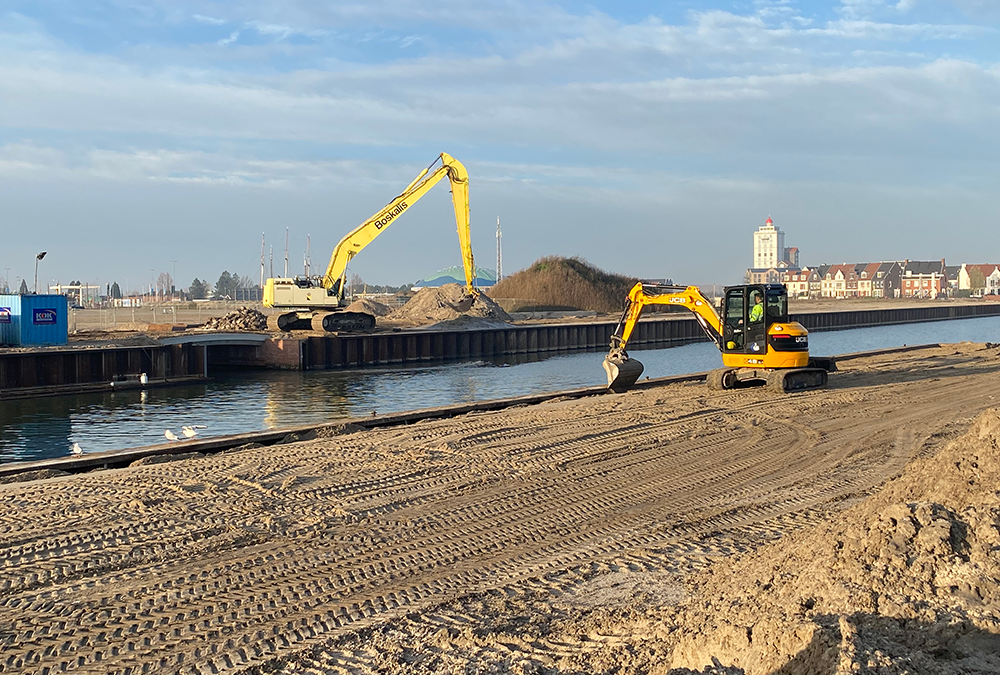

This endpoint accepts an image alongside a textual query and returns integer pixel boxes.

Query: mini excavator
[603,283,835,393]
[264,153,477,332]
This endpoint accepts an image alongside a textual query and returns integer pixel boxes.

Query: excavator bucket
[603,355,644,393]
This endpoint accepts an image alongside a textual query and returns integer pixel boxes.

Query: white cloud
[192,13,227,25]
[217,30,239,46]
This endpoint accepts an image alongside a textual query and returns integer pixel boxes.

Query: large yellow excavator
[603,282,834,393]
[264,153,477,331]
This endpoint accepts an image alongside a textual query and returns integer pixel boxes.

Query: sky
[1,0,998,293]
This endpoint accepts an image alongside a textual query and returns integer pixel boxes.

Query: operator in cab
[749,291,764,323]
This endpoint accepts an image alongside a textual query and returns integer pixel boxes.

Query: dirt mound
[385,284,511,327]
[200,307,268,332]
[670,407,1000,674]
[345,297,392,317]
[487,256,638,314]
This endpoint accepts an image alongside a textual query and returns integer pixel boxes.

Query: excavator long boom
[321,152,476,298]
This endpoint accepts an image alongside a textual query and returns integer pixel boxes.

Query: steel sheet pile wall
[0,294,68,346]
[0,344,207,397]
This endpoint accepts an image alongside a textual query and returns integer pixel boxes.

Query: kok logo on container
[0,307,11,323]
[33,308,57,325]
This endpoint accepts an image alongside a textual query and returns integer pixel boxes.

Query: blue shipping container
[0,294,69,346]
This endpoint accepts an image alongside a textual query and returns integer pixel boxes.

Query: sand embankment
[2,344,1000,674]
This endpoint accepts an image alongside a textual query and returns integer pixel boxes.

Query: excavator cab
[721,285,787,356]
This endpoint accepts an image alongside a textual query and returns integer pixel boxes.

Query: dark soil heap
[670,407,1000,674]
[487,256,638,314]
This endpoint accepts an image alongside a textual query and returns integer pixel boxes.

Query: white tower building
[753,216,785,269]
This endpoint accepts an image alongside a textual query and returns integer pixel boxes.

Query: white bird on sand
[70,442,83,456]
[181,425,206,438]
[164,429,179,442]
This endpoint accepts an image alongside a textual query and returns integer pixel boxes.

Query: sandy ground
[2,344,1000,674]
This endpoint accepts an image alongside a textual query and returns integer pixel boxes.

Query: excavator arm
[609,283,723,357]
[321,152,477,299]
[604,283,723,392]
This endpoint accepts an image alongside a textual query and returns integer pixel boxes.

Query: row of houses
[747,261,1000,299]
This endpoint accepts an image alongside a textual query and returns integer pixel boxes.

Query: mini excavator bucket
[603,355,644,393]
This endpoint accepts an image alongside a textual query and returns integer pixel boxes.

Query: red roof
[765,217,773,225]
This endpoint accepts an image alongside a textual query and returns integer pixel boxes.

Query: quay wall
[301,302,1000,370]
[0,343,208,398]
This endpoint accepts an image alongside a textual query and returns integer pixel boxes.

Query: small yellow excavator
[264,153,477,331]
[603,282,834,393]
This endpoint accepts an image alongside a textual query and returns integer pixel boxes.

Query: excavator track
[312,311,376,332]
[766,367,828,393]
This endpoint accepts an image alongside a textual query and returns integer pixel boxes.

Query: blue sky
[1,0,998,292]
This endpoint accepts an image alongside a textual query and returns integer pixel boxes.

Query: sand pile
[670,407,1000,674]
[384,284,511,328]
[345,297,392,317]
[200,307,268,331]
[487,256,638,313]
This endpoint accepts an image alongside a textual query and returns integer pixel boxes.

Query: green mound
[487,256,638,314]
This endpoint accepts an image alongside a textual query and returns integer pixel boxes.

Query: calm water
[4,315,1000,464]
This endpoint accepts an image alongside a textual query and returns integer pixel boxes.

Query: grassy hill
[486,256,638,314]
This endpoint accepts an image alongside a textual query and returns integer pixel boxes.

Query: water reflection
[3,315,1000,464]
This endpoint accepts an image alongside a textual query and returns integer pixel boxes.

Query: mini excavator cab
[721,284,788,357]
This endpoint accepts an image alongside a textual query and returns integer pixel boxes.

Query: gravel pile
[384,284,511,327]
[345,297,392,317]
[201,307,269,332]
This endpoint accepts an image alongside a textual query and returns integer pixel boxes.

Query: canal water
[4,315,1000,464]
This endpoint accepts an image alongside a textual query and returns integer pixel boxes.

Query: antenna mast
[260,233,265,289]
[496,216,503,282]
[284,227,289,278]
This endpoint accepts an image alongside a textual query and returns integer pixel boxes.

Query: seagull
[70,442,83,456]
[181,425,206,438]
[164,429,179,442]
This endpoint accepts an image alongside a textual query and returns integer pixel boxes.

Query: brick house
[782,266,819,298]
[821,264,859,298]
[901,259,947,298]
[873,262,902,298]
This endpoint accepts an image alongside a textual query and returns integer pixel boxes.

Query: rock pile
[384,283,511,328]
[201,307,269,332]
[669,407,1000,674]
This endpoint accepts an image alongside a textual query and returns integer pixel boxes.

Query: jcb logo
[668,297,686,304]
[795,336,807,343]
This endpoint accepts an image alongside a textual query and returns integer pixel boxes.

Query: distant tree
[110,282,122,299]
[349,273,365,297]
[189,278,209,299]
[18,279,29,294]
[157,272,173,297]
[969,267,986,292]
[215,271,235,299]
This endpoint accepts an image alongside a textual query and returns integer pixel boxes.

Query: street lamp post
[33,252,47,294]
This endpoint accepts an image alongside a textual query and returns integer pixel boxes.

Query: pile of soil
[670,406,1000,674]
[345,297,392,317]
[487,256,638,314]
[200,307,268,332]
[384,284,511,328]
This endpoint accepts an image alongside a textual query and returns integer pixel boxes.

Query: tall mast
[496,216,503,282]
[260,232,265,288]
[284,227,289,278]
